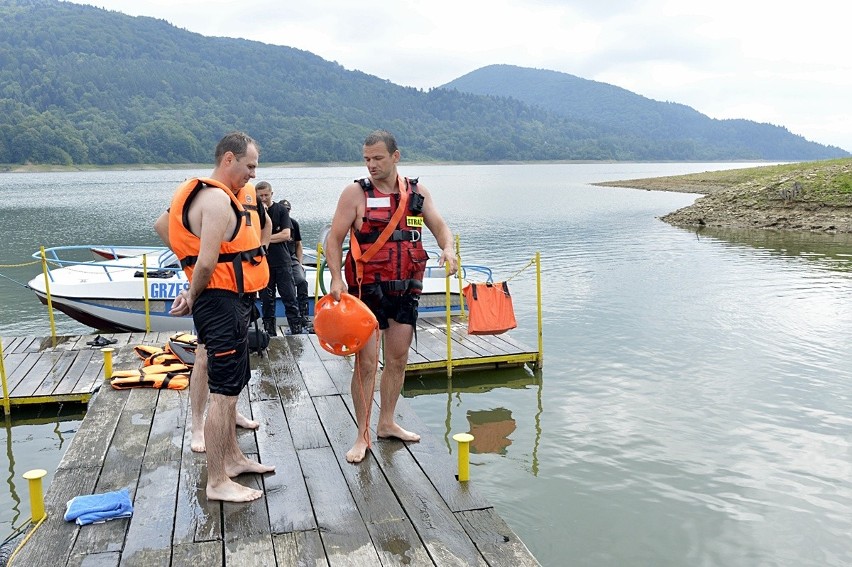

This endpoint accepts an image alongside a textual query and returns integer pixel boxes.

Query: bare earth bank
[594,160,852,234]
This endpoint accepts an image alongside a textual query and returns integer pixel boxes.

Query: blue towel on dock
[64,488,133,526]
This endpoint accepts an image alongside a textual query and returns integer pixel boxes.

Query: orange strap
[350,176,409,284]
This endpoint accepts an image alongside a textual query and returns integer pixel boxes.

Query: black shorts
[192,290,253,396]
[350,285,419,330]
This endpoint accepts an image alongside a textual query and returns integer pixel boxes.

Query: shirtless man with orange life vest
[154,132,274,502]
[325,130,458,463]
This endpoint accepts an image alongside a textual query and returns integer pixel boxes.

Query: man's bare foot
[225,458,275,478]
[190,428,205,453]
[346,439,370,463]
[378,423,421,442]
[206,479,263,502]
[236,412,259,430]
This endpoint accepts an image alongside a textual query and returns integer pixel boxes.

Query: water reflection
[2,405,84,533]
[404,367,543,475]
[466,408,515,455]
[690,226,852,272]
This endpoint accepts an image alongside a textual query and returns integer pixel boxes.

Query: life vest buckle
[391,229,421,242]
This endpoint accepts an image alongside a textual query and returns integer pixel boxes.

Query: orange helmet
[313,294,378,356]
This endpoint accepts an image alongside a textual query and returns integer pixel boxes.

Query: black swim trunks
[191,289,253,396]
[350,284,419,330]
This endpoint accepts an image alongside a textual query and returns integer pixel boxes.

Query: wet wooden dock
[1,316,539,411]
[10,333,540,566]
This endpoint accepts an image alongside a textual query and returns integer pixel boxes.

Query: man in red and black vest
[325,130,459,463]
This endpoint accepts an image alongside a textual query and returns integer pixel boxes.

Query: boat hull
[29,245,469,333]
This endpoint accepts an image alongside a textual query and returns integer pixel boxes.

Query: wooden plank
[369,432,488,566]
[391,398,491,512]
[312,395,433,564]
[0,352,26,382]
[415,320,484,360]
[57,388,126,470]
[100,388,157,472]
[69,347,109,395]
[53,349,96,395]
[119,460,179,566]
[13,336,39,353]
[456,508,541,567]
[173,410,221,546]
[70,459,139,556]
[66,551,121,567]
[369,518,435,566]
[405,327,450,364]
[171,541,222,566]
[143,389,187,463]
[288,335,339,397]
[420,318,498,357]
[11,351,61,396]
[68,334,101,351]
[251,398,315,533]
[224,533,277,567]
[1,336,23,352]
[272,531,329,567]
[222,475,276,565]
[298,446,382,566]
[69,387,155,553]
[312,395,411,523]
[247,341,286,402]
[5,352,40,394]
[268,353,328,451]
[10,465,101,566]
[236,387,259,457]
[32,350,79,397]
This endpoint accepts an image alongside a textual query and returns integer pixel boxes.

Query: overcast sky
[79,0,851,152]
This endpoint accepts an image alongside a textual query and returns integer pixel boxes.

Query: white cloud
[76,0,852,150]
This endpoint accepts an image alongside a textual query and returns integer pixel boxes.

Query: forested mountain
[0,0,846,166]
[443,65,849,161]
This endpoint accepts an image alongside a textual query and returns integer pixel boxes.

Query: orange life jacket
[235,182,265,238]
[168,177,268,295]
[344,176,429,294]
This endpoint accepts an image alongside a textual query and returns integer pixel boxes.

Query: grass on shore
[596,158,852,206]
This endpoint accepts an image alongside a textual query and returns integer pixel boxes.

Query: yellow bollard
[453,433,474,481]
[1,338,10,416]
[101,347,115,380]
[23,469,47,522]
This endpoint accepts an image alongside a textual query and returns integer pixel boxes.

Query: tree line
[1,0,846,166]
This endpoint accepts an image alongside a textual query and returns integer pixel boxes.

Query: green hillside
[0,0,846,166]
[443,65,849,161]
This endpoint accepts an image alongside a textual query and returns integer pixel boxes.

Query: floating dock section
[7,333,540,565]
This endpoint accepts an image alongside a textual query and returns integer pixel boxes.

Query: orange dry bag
[463,281,518,335]
[313,294,379,356]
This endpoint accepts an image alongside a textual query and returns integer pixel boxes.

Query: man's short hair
[255,181,272,192]
[215,131,259,165]
[364,130,397,154]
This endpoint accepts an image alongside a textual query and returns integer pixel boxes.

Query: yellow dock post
[23,469,47,522]
[314,242,323,309]
[535,251,543,369]
[455,235,466,319]
[1,339,9,416]
[102,347,115,380]
[142,253,151,332]
[453,433,474,481]
[40,246,57,339]
[445,274,454,377]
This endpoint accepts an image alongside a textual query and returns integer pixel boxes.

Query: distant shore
[594,159,852,234]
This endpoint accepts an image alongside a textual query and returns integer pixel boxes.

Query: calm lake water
[2,163,851,566]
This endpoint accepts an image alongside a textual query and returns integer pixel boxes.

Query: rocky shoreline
[594,160,852,234]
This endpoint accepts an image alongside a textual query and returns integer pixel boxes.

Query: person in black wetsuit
[280,199,312,333]
[256,181,301,335]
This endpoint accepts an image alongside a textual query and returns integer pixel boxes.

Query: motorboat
[28,245,491,333]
